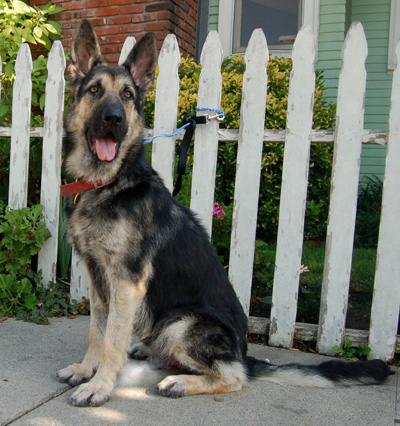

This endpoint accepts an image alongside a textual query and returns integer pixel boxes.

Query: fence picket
[118,36,136,66]
[268,26,316,347]
[37,41,66,285]
[70,248,89,301]
[228,29,268,313]
[8,44,32,209]
[190,31,223,235]
[317,23,368,355]
[368,41,400,360]
[151,35,180,191]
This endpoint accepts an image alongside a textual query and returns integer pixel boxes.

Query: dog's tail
[246,356,394,387]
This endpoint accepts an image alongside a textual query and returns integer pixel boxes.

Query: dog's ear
[69,20,103,82]
[123,33,157,97]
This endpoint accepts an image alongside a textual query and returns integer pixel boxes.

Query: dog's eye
[124,90,133,99]
[89,86,98,94]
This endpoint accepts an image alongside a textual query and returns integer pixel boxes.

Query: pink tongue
[95,136,116,161]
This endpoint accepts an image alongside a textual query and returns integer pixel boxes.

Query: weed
[333,339,371,361]
[17,280,90,325]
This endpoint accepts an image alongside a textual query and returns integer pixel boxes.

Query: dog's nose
[102,108,123,126]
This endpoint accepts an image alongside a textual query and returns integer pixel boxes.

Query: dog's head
[64,20,157,182]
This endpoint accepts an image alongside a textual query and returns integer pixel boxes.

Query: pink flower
[38,303,42,308]
[213,203,226,220]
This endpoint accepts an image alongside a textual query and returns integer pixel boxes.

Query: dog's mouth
[88,132,118,162]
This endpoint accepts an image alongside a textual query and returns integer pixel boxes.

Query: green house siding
[209,0,219,31]
[317,1,348,100]
[317,0,391,182]
[352,0,391,182]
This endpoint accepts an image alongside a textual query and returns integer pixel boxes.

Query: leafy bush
[0,274,39,316]
[0,0,64,206]
[0,202,50,316]
[145,55,335,244]
[0,0,63,124]
[0,202,87,322]
[17,280,90,324]
[354,176,383,249]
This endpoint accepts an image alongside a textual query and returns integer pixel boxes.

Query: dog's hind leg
[153,314,248,398]
[157,361,247,398]
[128,341,150,360]
[70,274,148,407]
[57,279,108,387]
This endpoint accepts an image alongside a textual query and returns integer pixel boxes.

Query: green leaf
[0,105,9,117]
[39,94,45,111]
[12,0,34,15]
[4,62,14,79]
[44,22,58,34]
[33,26,43,39]
[47,7,64,16]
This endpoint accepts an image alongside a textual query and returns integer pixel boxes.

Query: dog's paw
[70,382,111,407]
[57,363,95,387]
[157,376,186,398]
[128,342,149,360]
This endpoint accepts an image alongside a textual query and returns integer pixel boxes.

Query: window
[233,0,301,54]
[218,0,320,58]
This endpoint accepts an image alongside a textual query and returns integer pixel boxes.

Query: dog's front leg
[70,279,146,407]
[57,284,107,386]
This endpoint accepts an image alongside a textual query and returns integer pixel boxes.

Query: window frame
[218,0,320,58]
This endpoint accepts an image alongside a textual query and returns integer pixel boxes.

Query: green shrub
[0,202,50,316]
[354,176,382,249]
[0,0,63,124]
[0,0,64,206]
[145,55,335,244]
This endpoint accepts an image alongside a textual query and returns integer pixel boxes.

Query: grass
[251,242,377,325]
[300,244,376,293]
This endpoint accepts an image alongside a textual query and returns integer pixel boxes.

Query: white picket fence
[1,23,399,361]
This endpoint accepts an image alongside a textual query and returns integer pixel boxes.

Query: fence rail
[1,24,399,361]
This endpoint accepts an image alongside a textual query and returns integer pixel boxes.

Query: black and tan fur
[57,20,392,407]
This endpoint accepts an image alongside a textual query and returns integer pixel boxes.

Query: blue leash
[143,107,225,144]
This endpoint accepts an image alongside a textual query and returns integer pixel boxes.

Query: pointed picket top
[243,27,269,74]
[14,43,33,78]
[38,40,66,286]
[369,38,400,360]
[229,28,268,313]
[317,22,368,355]
[118,36,136,66]
[190,30,223,235]
[199,30,223,67]
[46,39,66,75]
[269,25,316,348]
[341,21,368,66]
[8,43,33,209]
[152,34,181,191]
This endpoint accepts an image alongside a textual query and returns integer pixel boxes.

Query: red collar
[60,179,109,197]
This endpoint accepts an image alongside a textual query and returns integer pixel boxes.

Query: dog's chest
[67,193,131,260]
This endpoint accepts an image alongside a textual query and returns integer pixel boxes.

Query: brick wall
[30,0,198,63]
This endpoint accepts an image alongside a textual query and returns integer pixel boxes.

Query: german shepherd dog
[57,20,392,407]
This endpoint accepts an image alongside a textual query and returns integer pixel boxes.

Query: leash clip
[206,112,225,122]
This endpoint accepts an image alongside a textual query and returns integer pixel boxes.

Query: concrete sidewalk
[0,316,397,426]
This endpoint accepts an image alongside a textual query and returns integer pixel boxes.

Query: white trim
[218,0,235,58]
[388,0,400,71]
[218,0,320,58]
